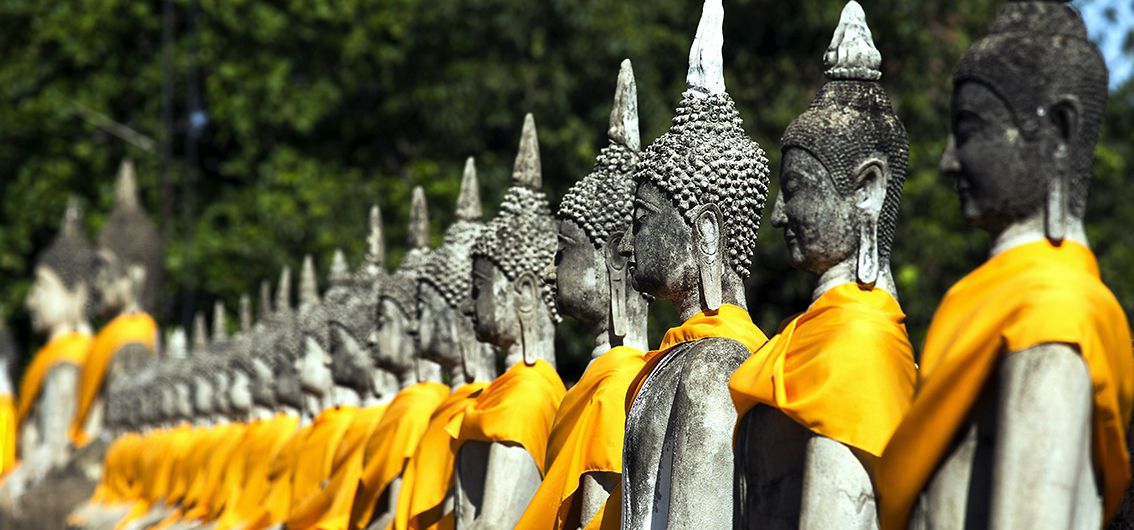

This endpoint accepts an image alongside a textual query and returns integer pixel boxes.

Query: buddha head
[418,158,492,381]
[774,1,908,288]
[266,267,306,410]
[94,160,163,316]
[941,0,1105,241]
[556,59,643,336]
[26,197,95,334]
[296,255,334,397]
[228,354,256,415]
[624,0,769,312]
[326,208,386,397]
[376,187,432,377]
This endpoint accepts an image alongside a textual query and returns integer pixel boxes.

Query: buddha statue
[726,3,917,528]
[876,1,1133,528]
[455,113,567,530]
[618,1,770,527]
[12,197,95,493]
[516,58,649,530]
[261,267,309,421]
[295,255,336,414]
[395,157,498,530]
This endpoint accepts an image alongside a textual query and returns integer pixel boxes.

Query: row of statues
[2,0,1131,528]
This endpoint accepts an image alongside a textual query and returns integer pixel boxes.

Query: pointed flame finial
[300,254,320,308]
[687,0,727,96]
[824,1,882,81]
[330,249,350,284]
[167,328,187,360]
[239,293,252,332]
[610,59,641,151]
[275,266,292,313]
[114,159,140,210]
[192,311,208,351]
[258,280,272,322]
[512,114,542,189]
[456,157,483,221]
[365,205,385,269]
[212,301,228,342]
[408,187,430,250]
[61,196,84,238]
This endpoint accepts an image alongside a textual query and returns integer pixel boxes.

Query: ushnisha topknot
[781,0,909,260]
[421,158,486,309]
[37,196,96,291]
[633,0,770,279]
[472,114,561,322]
[97,159,164,311]
[381,186,431,317]
[954,0,1105,217]
[559,59,641,248]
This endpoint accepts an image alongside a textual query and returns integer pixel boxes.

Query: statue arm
[991,343,1094,528]
[40,363,79,466]
[472,441,541,529]
[666,346,745,528]
[578,471,618,529]
[799,435,878,529]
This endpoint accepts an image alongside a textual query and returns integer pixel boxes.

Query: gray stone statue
[457,113,564,530]
[295,255,337,415]
[618,0,770,527]
[876,1,1133,529]
[730,3,913,529]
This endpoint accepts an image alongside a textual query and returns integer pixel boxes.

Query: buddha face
[229,370,254,413]
[469,257,520,348]
[329,293,378,392]
[25,266,86,333]
[192,375,214,414]
[298,335,334,395]
[250,358,277,407]
[212,371,231,413]
[417,282,461,368]
[374,298,415,374]
[554,220,606,329]
[93,249,137,315]
[624,182,697,301]
[941,81,1047,234]
[772,148,859,274]
[175,381,193,418]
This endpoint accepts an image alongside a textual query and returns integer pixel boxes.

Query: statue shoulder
[678,337,749,388]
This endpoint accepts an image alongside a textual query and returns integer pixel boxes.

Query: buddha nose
[939,135,962,178]
[616,227,634,259]
[458,297,473,318]
[770,192,787,228]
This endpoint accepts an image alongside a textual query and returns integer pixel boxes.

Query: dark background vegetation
[2,0,1132,381]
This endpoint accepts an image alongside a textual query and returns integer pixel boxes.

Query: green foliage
[0,0,1131,378]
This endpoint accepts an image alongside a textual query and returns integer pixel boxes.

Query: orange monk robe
[284,403,389,530]
[115,429,177,529]
[153,425,233,528]
[393,382,488,530]
[242,406,358,530]
[16,331,92,428]
[514,346,645,530]
[346,382,451,530]
[729,283,917,459]
[181,422,249,522]
[626,304,768,409]
[0,392,16,476]
[88,432,140,506]
[877,241,1134,529]
[213,413,300,530]
[70,312,158,446]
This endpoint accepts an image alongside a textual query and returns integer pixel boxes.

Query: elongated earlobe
[514,272,539,366]
[856,218,879,287]
[606,235,629,339]
[853,158,887,288]
[1046,143,1070,245]
[693,205,723,311]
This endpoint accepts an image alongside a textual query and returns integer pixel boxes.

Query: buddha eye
[954,111,985,146]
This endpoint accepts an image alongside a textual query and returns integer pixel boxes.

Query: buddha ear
[605,233,629,339]
[853,158,888,288]
[1045,97,1079,244]
[692,204,723,312]
[513,271,540,366]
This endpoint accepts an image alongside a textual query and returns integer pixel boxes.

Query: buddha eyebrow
[634,197,660,213]
[558,232,578,244]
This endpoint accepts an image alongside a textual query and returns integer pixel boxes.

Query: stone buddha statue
[254,268,307,421]
[516,58,649,530]
[295,255,336,414]
[326,208,399,407]
[397,158,498,530]
[728,3,917,528]
[74,160,162,447]
[456,113,567,530]
[618,1,770,527]
[876,1,1133,528]
[15,197,96,487]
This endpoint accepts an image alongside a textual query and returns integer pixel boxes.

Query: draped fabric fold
[347,382,450,530]
[877,241,1134,528]
[515,346,645,530]
[17,331,91,427]
[393,382,487,530]
[214,413,299,530]
[729,284,916,458]
[0,392,16,476]
[70,312,157,446]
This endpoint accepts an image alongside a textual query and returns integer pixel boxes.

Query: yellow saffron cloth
[393,382,488,530]
[0,393,16,476]
[17,331,92,427]
[284,403,388,530]
[70,312,157,447]
[213,413,300,530]
[877,241,1134,529]
[348,382,451,530]
[446,359,567,478]
[728,284,916,458]
[626,304,767,410]
[514,346,646,530]
[183,422,248,522]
